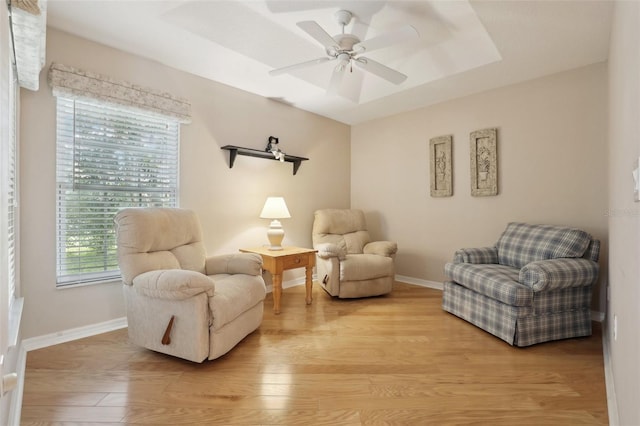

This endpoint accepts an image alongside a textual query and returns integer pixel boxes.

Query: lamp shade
[260,197,291,219]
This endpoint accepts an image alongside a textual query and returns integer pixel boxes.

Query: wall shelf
[221,145,309,175]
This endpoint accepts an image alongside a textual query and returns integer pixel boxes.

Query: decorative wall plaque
[429,135,452,197]
[470,128,498,196]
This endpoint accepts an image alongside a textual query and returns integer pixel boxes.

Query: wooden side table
[239,246,317,314]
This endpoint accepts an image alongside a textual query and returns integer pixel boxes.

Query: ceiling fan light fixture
[336,53,351,72]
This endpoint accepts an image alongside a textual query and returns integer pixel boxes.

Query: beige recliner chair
[312,209,397,298]
[114,207,266,362]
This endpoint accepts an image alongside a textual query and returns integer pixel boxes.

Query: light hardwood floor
[21,282,608,425]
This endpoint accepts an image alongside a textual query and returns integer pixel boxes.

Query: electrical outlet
[613,315,618,341]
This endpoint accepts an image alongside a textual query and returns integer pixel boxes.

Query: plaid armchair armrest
[519,258,599,291]
[453,247,499,264]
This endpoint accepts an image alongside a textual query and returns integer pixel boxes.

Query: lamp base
[266,220,285,250]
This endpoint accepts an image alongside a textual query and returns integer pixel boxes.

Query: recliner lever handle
[161,315,175,345]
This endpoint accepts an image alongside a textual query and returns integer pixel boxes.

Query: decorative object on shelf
[265,136,285,162]
[221,145,309,175]
[260,197,291,250]
[429,135,453,197]
[470,128,498,196]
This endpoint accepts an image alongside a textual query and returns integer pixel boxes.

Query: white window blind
[56,98,179,286]
[7,53,17,304]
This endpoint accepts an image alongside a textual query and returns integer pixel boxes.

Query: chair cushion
[208,274,266,331]
[313,209,368,235]
[312,209,371,254]
[444,263,532,306]
[496,222,592,269]
[340,254,394,281]
[115,208,206,284]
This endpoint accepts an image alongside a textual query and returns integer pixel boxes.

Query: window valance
[10,0,47,91]
[47,62,192,123]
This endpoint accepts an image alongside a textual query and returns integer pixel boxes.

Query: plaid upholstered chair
[443,222,600,346]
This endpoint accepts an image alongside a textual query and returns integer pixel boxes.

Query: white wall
[19,28,351,339]
[352,63,608,311]
[607,1,640,424]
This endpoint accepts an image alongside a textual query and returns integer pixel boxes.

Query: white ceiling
[46,0,613,125]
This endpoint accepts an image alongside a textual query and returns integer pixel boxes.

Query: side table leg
[272,273,283,315]
[305,265,313,305]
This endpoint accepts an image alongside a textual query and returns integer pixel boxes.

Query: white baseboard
[264,276,308,293]
[10,317,128,426]
[270,275,445,292]
[395,275,443,290]
[21,317,128,352]
[8,345,27,426]
[602,319,620,425]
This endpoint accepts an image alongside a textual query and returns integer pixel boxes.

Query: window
[56,98,179,286]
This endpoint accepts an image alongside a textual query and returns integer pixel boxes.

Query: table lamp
[260,197,291,250]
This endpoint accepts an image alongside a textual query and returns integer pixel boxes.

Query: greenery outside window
[55,98,179,286]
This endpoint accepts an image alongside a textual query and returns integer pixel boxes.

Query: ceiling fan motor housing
[335,34,360,51]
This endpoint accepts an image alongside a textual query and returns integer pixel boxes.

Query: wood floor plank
[97,392,320,411]
[359,409,603,425]
[21,282,608,425]
[19,406,127,423]
[122,408,362,426]
[21,392,109,407]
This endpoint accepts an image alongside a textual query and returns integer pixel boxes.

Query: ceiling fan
[269,10,419,94]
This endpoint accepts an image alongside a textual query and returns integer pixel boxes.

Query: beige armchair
[312,209,397,298]
[114,207,266,362]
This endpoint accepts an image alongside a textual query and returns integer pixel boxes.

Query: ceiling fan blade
[353,25,419,54]
[326,67,345,96]
[297,21,339,51]
[269,57,330,76]
[355,57,407,84]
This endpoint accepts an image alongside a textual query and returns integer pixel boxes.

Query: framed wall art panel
[470,128,498,196]
[429,135,452,197]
